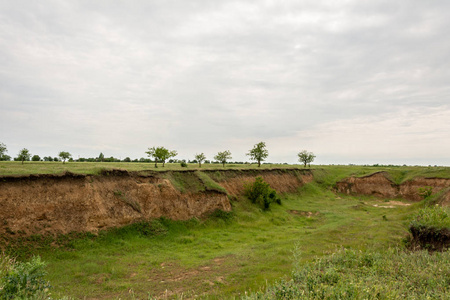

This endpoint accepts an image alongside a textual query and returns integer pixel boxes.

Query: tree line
[0,142,316,167]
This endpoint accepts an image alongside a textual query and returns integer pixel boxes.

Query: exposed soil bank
[335,172,450,204]
[0,169,312,237]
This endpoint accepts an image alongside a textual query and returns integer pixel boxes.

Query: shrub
[418,186,433,199]
[244,177,280,210]
[410,206,450,230]
[408,206,450,251]
[0,255,51,299]
[180,161,188,167]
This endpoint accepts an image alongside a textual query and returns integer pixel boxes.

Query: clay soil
[0,169,312,238]
[335,171,450,203]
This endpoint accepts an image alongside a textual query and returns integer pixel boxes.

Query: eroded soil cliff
[0,169,312,237]
[335,172,450,203]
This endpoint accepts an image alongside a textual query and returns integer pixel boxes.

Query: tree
[297,150,316,168]
[214,150,232,167]
[31,155,41,161]
[247,141,269,167]
[0,142,10,161]
[195,153,206,168]
[58,151,72,164]
[145,146,178,167]
[17,148,31,164]
[98,152,104,162]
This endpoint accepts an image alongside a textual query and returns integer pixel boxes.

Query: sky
[1,0,449,165]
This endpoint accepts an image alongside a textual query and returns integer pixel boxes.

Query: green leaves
[244,176,280,210]
[214,150,232,167]
[297,150,315,168]
[247,142,269,167]
[58,151,72,164]
[17,148,31,164]
[0,255,51,299]
[146,146,178,167]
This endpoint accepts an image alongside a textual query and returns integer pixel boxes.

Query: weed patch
[244,248,450,299]
[408,206,450,251]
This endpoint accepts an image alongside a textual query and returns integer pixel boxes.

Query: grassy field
[11,181,416,299]
[0,161,298,176]
[1,161,449,184]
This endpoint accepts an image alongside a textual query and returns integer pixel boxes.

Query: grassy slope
[34,181,414,299]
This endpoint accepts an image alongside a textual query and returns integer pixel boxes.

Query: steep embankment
[0,169,312,237]
[335,171,450,204]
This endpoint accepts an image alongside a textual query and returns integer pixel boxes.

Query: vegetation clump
[0,254,51,299]
[243,248,450,300]
[244,176,281,210]
[418,186,433,199]
[408,206,450,251]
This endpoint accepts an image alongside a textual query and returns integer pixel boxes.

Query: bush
[418,186,433,199]
[408,206,450,251]
[244,177,280,210]
[0,255,51,299]
[180,161,188,168]
[410,206,450,230]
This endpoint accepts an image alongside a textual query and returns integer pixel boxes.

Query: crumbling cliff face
[0,169,312,237]
[335,172,450,202]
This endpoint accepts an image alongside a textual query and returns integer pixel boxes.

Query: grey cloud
[1,0,449,164]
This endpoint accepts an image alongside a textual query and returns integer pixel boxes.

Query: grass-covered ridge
[408,206,450,251]
[1,161,449,182]
[0,161,301,176]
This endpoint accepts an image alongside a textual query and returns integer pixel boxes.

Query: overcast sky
[1,0,449,165]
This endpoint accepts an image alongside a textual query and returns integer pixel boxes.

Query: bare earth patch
[373,200,411,208]
[288,210,320,217]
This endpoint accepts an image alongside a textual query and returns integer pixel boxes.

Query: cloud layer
[1,1,449,165]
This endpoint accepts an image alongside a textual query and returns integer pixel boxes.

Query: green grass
[2,161,449,181]
[410,206,450,230]
[244,248,450,299]
[12,182,416,299]
[313,165,450,186]
[0,161,302,176]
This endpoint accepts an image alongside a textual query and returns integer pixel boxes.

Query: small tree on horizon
[214,150,232,167]
[0,142,10,161]
[146,146,178,167]
[247,141,269,167]
[195,153,206,168]
[59,151,72,164]
[31,155,41,161]
[17,148,31,164]
[298,150,316,168]
[98,152,104,162]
